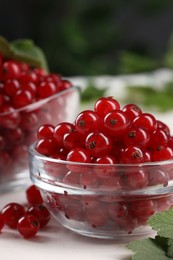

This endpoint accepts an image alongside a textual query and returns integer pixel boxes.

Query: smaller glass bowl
[0,86,80,192]
[29,143,173,241]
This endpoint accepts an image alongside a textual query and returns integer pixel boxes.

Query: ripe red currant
[17,214,40,238]
[2,202,25,229]
[94,96,120,119]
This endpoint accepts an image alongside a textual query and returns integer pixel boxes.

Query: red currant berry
[66,147,91,163]
[63,130,85,150]
[26,185,43,205]
[4,79,20,97]
[127,168,148,189]
[2,60,21,80]
[94,96,120,119]
[152,146,173,162]
[38,81,57,98]
[35,138,58,156]
[157,120,170,135]
[122,103,142,121]
[59,79,72,91]
[54,122,75,147]
[75,110,101,135]
[37,124,54,139]
[123,126,150,147]
[17,214,40,238]
[133,113,157,134]
[103,110,130,137]
[129,199,155,218]
[0,105,20,129]
[13,89,33,108]
[85,131,113,157]
[121,146,144,164]
[27,204,51,228]
[2,202,25,229]
[148,129,169,149]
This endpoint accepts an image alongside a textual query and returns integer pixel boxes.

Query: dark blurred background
[1,0,173,76]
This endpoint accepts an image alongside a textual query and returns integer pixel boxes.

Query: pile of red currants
[0,185,51,238]
[32,96,173,235]
[0,52,73,181]
[36,96,173,164]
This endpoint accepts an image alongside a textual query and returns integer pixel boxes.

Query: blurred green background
[1,0,173,76]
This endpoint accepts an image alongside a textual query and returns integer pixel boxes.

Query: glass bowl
[0,86,80,192]
[29,143,173,241]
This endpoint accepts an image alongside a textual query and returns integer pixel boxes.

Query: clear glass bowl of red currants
[28,97,173,241]
[0,59,80,192]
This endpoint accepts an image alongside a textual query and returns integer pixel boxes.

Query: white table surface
[0,187,133,260]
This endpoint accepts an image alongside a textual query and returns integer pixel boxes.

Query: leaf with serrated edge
[148,207,173,239]
[127,236,169,260]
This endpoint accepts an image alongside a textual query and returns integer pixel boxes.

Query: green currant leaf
[167,238,173,258]
[0,36,12,58]
[127,236,169,260]
[148,207,173,239]
[10,39,49,72]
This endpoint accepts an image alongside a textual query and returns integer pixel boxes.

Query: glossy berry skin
[85,131,113,157]
[17,214,40,238]
[35,138,58,156]
[2,61,21,80]
[94,97,120,119]
[152,146,173,162]
[122,103,142,121]
[148,129,169,149]
[66,148,91,172]
[54,122,75,147]
[38,81,57,98]
[0,213,4,232]
[2,202,25,229]
[13,89,33,108]
[26,185,43,205]
[66,147,91,163]
[133,113,157,134]
[123,126,150,147]
[75,110,101,135]
[121,146,144,164]
[37,124,54,140]
[27,204,51,228]
[103,110,130,138]
[63,131,85,150]
[4,79,20,97]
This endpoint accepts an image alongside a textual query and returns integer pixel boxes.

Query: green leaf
[148,207,173,239]
[10,39,49,71]
[127,236,170,260]
[0,36,12,58]
[167,238,173,258]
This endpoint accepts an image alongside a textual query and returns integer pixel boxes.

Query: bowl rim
[0,85,80,116]
[29,142,173,168]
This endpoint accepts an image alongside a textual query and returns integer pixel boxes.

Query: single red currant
[121,146,144,164]
[133,113,157,134]
[2,202,25,229]
[85,131,113,157]
[94,96,120,119]
[75,110,101,135]
[26,185,43,205]
[17,214,40,238]
[37,124,54,139]
[122,103,142,121]
[103,110,130,137]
